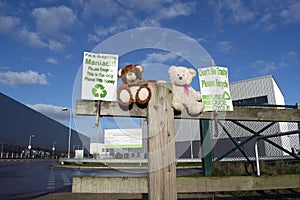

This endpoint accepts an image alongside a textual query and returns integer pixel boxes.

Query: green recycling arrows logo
[222,91,231,100]
[92,84,107,98]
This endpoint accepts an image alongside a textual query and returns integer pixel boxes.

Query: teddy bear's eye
[177,74,180,76]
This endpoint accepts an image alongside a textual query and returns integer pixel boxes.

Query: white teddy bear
[168,65,204,115]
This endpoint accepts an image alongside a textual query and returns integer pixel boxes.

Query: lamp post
[28,134,35,158]
[52,141,56,159]
[62,107,72,159]
[1,142,3,159]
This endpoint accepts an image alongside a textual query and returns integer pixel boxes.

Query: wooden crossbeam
[76,101,300,122]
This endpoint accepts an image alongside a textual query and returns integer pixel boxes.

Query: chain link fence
[211,118,300,175]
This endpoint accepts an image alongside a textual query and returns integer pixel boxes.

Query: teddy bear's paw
[118,89,133,106]
[194,92,201,100]
[172,102,183,111]
[198,103,205,113]
[186,103,204,115]
[136,86,151,105]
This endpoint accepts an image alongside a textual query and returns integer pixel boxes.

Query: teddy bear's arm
[189,88,201,100]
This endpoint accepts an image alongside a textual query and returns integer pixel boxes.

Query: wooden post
[147,83,177,200]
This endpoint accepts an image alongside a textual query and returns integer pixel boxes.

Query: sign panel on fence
[104,129,142,148]
[198,66,233,111]
[81,52,118,101]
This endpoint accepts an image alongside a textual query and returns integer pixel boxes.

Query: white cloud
[117,0,161,12]
[257,13,276,31]
[279,1,300,24]
[250,51,298,75]
[27,103,71,122]
[140,1,195,27]
[250,60,276,75]
[63,54,72,60]
[0,6,74,51]
[142,52,179,64]
[47,57,58,64]
[0,16,20,33]
[32,5,76,41]
[211,1,300,31]
[87,34,100,43]
[226,0,254,24]
[48,40,64,51]
[0,15,65,51]
[160,2,195,19]
[278,51,298,68]
[0,70,48,85]
[214,0,255,25]
[83,0,120,18]
[87,1,196,40]
[217,41,234,54]
[17,28,47,48]
[90,24,128,42]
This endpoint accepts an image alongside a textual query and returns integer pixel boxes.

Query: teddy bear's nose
[179,76,183,80]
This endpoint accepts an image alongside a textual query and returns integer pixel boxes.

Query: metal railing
[255,130,300,176]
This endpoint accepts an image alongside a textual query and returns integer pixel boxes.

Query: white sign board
[104,129,142,148]
[81,52,118,101]
[74,150,84,159]
[198,66,233,111]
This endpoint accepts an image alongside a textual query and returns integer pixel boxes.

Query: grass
[259,160,300,175]
[190,188,300,199]
[182,160,300,177]
[54,159,300,177]
[54,161,108,167]
[54,161,202,168]
[213,160,300,176]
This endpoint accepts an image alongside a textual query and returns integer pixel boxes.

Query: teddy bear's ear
[136,65,143,72]
[168,65,177,74]
[189,68,196,78]
[118,68,123,77]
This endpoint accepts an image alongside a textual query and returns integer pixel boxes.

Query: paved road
[0,160,66,199]
[0,159,201,200]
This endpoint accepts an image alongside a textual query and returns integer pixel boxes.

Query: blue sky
[0,0,300,140]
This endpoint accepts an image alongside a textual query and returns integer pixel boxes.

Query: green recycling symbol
[92,84,107,98]
[222,91,231,100]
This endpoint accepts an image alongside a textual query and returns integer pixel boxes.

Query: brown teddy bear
[117,64,156,107]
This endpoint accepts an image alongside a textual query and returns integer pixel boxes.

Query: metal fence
[210,104,300,176]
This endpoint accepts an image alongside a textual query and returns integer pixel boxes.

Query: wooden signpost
[147,83,177,199]
[76,83,300,200]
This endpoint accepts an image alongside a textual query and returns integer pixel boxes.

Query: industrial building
[95,75,299,160]
[0,92,90,158]
[172,75,299,160]
[4,74,296,161]
[215,75,299,160]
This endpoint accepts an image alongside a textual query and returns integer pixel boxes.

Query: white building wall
[272,78,285,105]
[90,143,110,158]
[139,75,298,159]
[173,75,298,158]
[174,119,200,142]
[230,75,273,102]
[271,78,299,154]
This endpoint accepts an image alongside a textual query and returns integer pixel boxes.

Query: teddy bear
[168,65,204,115]
[117,64,156,107]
